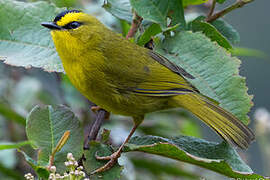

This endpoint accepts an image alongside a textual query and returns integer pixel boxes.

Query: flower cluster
[24,173,34,180]
[24,153,89,180]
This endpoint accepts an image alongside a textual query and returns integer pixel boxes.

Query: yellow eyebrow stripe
[56,12,84,26]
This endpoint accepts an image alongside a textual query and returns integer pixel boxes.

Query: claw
[91,106,110,120]
[91,151,121,174]
[91,158,117,175]
[95,151,120,161]
[90,121,141,175]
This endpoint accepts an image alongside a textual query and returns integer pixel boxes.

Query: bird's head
[41,10,104,51]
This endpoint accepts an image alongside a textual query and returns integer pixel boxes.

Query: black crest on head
[54,10,81,23]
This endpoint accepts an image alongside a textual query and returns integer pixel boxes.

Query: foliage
[0,0,63,72]
[156,31,252,124]
[124,135,264,178]
[0,0,266,179]
[26,105,84,173]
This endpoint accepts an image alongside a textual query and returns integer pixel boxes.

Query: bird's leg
[91,116,143,175]
[91,106,110,120]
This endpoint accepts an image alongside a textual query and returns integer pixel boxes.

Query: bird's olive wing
[148,51,195,79]
[129,51,199,96]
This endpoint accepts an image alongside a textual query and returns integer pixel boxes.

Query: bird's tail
[170,93,255,149]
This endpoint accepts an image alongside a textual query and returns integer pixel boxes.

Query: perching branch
[126,11,143,39]
[207,0,216,19]
[83,108,107,149]
[206,0,254,22]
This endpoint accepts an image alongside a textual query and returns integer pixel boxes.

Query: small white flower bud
[80,171,85,177]
[50,166,56,173]
[49,173,55,180]
[64,161,69,167]
[74,170,80,176]
[67,153,73,160]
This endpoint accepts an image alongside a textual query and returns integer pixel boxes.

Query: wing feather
[131,51,198,96]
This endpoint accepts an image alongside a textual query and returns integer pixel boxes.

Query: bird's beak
[41,22,62,30]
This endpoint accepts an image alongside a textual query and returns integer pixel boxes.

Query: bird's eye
[63,21,82,29]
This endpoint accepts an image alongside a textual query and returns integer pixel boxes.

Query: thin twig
[126,11,143,39]
[206,0,254,22]
[207,0,216,18]
[83,109,107,149]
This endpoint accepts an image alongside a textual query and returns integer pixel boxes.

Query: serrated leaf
[103,0,132,22]
[84,141,123,180]
[124,135,265,178]
[0,0,63,72]
[211,19,240,45]
[26,105,83,173]
[0,141,30,150]
[183,0,209,7]
[189,19,232,50]
[156,31,252,124]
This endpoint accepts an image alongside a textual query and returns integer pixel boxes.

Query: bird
[41,10,254,174]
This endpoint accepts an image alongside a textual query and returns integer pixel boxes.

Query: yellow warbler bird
[41,10,254,173]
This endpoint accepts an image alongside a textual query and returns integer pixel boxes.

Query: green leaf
[84,141,123,180]
[168,0,185,27]
[216,0,226,4]
[211,19,240,45]
[0,143,16,168]
[183,0,209,7]
[103,0,133,22]
[180,118,201,138]
[18,150,50,179]
[124,135,265,178]
[156,31,252,124]
[50,0,77,8]
[26,105,84,173]
[120,20,131,37]
[0,141,31,150]
[130,0,186,29]
[0,0,64,72]
[138,23,162,46]
[130,0,170,28]
[130,157,199,179]
[230,47,268,59]
[0,101,25,126]
[189,19,232,50]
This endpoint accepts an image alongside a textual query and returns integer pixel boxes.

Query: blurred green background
[220,0,270,175]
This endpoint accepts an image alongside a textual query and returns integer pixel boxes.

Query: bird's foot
[91,106,110,120]
[90,149,121,175]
